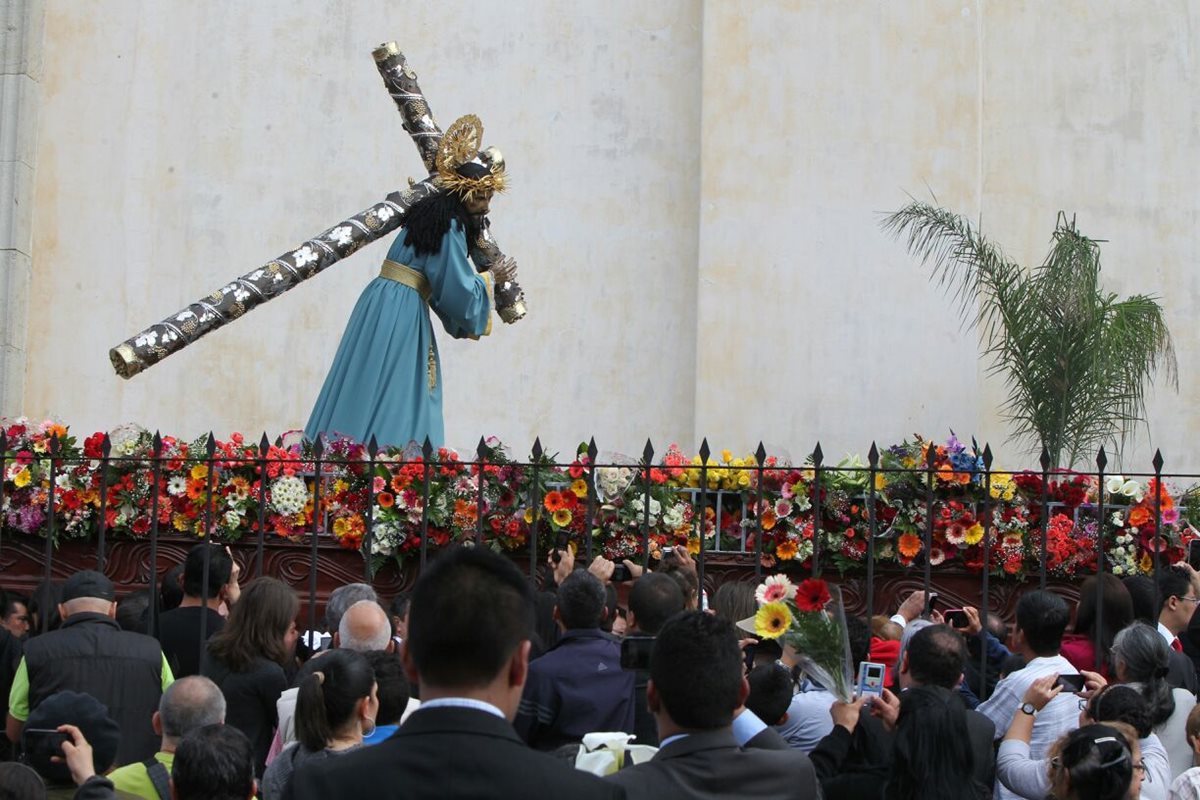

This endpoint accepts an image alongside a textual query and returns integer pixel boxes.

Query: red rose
[795,578,831,611]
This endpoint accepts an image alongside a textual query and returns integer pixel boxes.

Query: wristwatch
[1020,702,1037,716]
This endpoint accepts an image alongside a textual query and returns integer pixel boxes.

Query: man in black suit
[285,546,621,800]
[605,611,821,799]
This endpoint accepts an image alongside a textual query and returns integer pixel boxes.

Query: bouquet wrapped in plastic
[751,575,854,702]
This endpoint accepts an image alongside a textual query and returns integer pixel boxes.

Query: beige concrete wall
[695,0,1200,471]
[19,0,703,455]
[12,1,1200,471]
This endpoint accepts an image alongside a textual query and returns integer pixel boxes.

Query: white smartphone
[857,661,887,699]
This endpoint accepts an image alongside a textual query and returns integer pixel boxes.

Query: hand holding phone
[857,661,887,700]
[944,608,969,629]
[1055,673,1086,692]
[21,727,69,759]
[922,592,940,618]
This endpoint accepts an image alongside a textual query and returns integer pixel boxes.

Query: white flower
[755,575,796,605]
[1121,479,1142,498]
[1111,512,1125,527]
[167,476,188,497]
[1106,476,1126,495]
[662,505,684,529]
[270,475,308,516]
[223,510,241,528]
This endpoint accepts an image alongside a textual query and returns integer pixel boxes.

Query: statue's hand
[490,256,518,285]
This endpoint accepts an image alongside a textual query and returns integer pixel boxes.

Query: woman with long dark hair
[304,117,514,449]
[260,649,377,800]
[1061,573,1134,677]
[884,685,985,800]
[202,576,299,777]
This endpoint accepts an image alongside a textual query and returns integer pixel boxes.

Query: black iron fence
[3,423,1199,686]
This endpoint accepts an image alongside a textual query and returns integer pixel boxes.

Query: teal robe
[305,219,492,449]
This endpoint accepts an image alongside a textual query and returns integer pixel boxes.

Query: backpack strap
[143,757,172,800]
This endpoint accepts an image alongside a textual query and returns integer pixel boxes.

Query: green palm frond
[883,202,1177,468]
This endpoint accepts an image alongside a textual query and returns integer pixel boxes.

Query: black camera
[620,636,655,671]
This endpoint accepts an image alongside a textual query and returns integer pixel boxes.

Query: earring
[362,714,376,738]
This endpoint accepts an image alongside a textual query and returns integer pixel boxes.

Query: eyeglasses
[1177,596,1200,604]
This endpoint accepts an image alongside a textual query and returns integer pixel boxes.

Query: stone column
[0,0,44,415]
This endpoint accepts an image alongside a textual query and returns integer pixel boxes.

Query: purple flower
[17,504,44,534]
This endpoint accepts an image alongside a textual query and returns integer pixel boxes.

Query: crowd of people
[5,544,1200,799]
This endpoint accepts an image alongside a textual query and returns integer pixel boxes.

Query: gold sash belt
[380,260,431,302]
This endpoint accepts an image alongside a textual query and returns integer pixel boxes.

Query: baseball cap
[61,570,116,603]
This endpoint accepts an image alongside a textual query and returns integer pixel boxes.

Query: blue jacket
[514,628,635,750]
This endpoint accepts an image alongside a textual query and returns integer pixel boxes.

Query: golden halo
[436,114,483,173]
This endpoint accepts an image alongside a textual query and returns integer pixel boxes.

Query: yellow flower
[964,523,984,546]
[333,479,349,494]
[687,536,701,555]
[333,517,348,536]
[190,464,208,480]
[776,539,799,560]
[523,508,535,525]
[755,602,793,640]
[553,508,572,527]
[13,468,31,488]
[1140,552,1153,573]
[721,449,733,464]
[990,474,1015,501]
[570,479,588,499]
[874,473,888,491]
[173,514,189,532]
[737,473,751,489]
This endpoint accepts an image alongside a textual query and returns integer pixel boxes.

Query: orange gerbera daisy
[377,492,395,509]
[776,539,799,560]
[544,491,566,512]
[1128,506,1151,528]
[761,509,778,531]
[898,532,923,558]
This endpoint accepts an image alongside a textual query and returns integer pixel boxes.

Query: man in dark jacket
[515,569,635,749]
[606,611,821,799]
[286,546,621,800]
[6,570,173,765]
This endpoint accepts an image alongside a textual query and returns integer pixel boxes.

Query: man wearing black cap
[5,570,174,765]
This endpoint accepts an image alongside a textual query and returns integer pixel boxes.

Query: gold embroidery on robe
[427,345,437,392]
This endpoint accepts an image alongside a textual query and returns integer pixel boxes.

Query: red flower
[83,432,106,459]
[795,578,831,611]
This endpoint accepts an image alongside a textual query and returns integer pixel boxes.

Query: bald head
[158,676,226,744]
[338,600,392,652]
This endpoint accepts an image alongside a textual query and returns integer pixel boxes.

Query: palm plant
[883,202,1177,469]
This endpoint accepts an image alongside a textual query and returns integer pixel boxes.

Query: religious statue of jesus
[304,115,515,449]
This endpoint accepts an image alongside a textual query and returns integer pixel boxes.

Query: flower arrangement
[753,575,854,701]
[3,418,1197,580]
